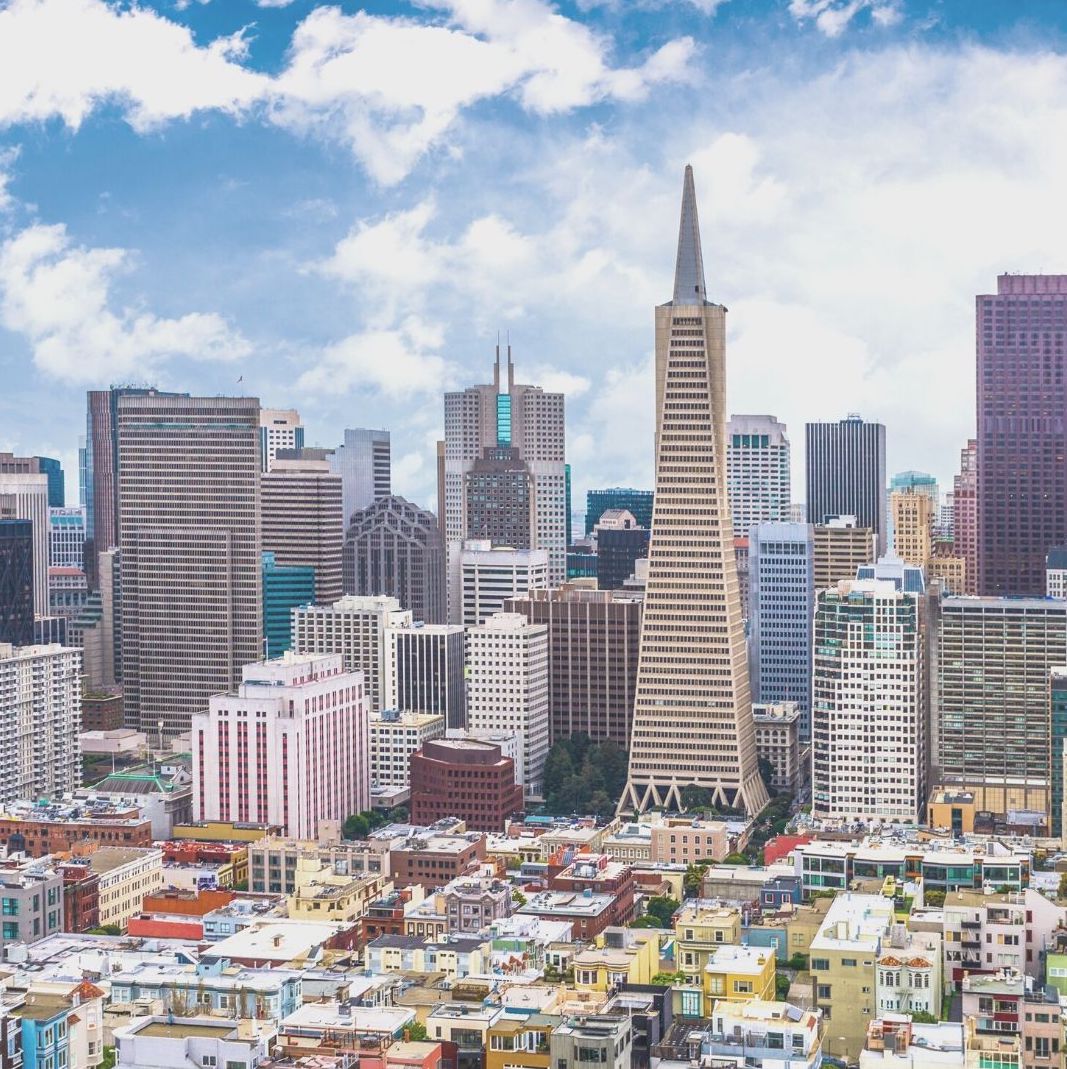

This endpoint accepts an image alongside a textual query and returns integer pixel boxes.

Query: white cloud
[0,145,18,213]
[256,0,296,7]
[297,315,451,398]
[0,223,250,381]
[788,0,903,37]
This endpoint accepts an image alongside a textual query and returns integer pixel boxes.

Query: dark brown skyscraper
[978,275,1067,596]
[118,393,261,737]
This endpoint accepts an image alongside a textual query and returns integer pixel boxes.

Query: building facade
[812,516,875,592]
[440,348,566,618]
[192,652,370,840]
[931,594,1067,819]
[48,507,85,569]
[953,439,978,594]
[811,580,926,823]
[386,623,467,729]
[0,468,49,617]
[117,392,261,738]
[505,583,642,748]
[0,519,34,646]
[261,552,315,656]
[977,275,1067,596]
[460,541,548,627]
[805,416,887,555]
[594,511,650,591]
[261,458,343,605]
[748,522,814,740]
[410,739,524,832]
[369,709,446,787]
[343,495,447,625]
[0,642,81,807]
[621,166,769,816]
[585,488,654,534]
[258,408,303,472]
[291,595,411,715]
[752,702,803,794]
[330,428,391,525]
[466,612,550,799]
[726,414,791,538]
[890,489,933,567]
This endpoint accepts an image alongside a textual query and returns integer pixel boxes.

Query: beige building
[287,856,390,923]
[620,166,768,817]
[261,458,343,605]
[292,594,411,714]
[809,893,894,1061]
[0,465,49,615]
[674,903,743,982]
[117,393,261,738]
[891,489,934,567]
[91,845,164,930]
[752,702,803,793]
[259,408,303,471]
[649,818,730,866]
[812,517,875,592]
[369,709,446,787]
[928,552,967,594]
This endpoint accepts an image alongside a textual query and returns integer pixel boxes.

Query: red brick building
[410,739,523,833]
[547,852,635,927]
[58,861,100,933]
[0,808,153,857]
[389,834,487,890]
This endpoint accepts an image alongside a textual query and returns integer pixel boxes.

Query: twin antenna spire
[672,163,707,305]
[493,332,514,391]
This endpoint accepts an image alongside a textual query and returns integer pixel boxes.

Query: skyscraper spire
[672,163,707,305]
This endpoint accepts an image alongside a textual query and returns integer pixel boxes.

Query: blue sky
[2,0,1067,511]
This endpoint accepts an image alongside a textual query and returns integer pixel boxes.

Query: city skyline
[4,1,1067,513]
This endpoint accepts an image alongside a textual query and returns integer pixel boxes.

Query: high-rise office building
[0,467,49,617]
[459,540,548,627]
[369,709,446,788]
[621,166,769,816]
[953,440,978,595]
[585,488,654,534]
[261,458,343,605]
[0,520,34,646]
[889,470,938,500]
[117,393,261,737]
[291,594,411,715]
[441,347,566,616]
[464,446,535,548]
[977,276,1067,596]
[49,507,85,569]
[262,552,315,656]
[192,652,369,840]
[386,623,467,729]
[330,428,391,525]
[466,612,550,800]
[812,517,875,592]
[0,642,82,806]
[69,547,120,689]
[811,580,926,823]
[258,408,304,472]
[930,594,1066,820]
[726,414,791,537]
[805,416,887,555]
[748,522,814,740]
[856,554,926,594]
[505,582,642,749]
[890,490,934,567]
[343,495,447,624]
[0,452,62,509]
[594,510,649,591]
[1051,668,1067,839]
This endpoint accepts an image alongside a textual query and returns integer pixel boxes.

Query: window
[811,958,829,971]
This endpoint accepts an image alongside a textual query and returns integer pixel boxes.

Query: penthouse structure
[191,652,369,840]
[726,414,791,536]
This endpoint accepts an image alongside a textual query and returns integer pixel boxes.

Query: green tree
[343,813,371,840]
[405,1022,428,1042]
[512,888,528,907]
[100,1049,116,1069]
[1058,872,1067,899]
[757,756,777,792]
[910,1011,938,1024]
[775,973,792,1000]
[723,852,750,865]
[924,890,946,907]
[650,971,688,987]
[643,895,680,927]
[683,865,704,899]
[681,785,712,811]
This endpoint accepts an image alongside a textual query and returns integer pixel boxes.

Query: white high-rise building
[811,579,926,823]
[259,409,304,472]
[726,415,791,538]
[385,623,467,729]
[369,709,446,787]
[0,642,81,806]
[192,652,369,840]
[466,612,549,799]
[0,472,49,616]
[330,428,391,526]
[291,595,411,714]
[49,507,86,569]
[459,540,548,627]
[440,348,566,620]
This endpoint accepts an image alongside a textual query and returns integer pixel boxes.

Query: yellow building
[674,904,743,982]
[890,490,933,567]
[485,1015,561,1069]
[704,945,775,1004]
[572,929,660,992]
[927,787,977,835]
[809,893,894,1061]
[813,521,875,591]
[287,857,391,923]
[783,896,834,959]
[90,846,164,930]
[172,821,282,843]
[928,554,967,594]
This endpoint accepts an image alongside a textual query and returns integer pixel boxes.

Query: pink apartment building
[192,652,369,839]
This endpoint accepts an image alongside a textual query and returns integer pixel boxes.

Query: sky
[2,0,1067,514]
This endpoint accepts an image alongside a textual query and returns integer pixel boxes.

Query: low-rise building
[547,852,635,928]
[201,919,361,968]
[485,1014,560,1069]
[674,904,743,982]
[287,856,391,925]
[517,890,619,942]
[11,980,107,1069]
[572,928,660,992]
[809,892,895,1061]
[370,709,446,788]
[601,823,653,864]
[77,762,193,840]
[752,702,804,794]
[0,855,64,948]
[550,1015,632,1069]
[704,1000,823,1069]
[389,833,487,890]
[0,800,153,857]
[648,818,730,867]
[86,845,164,931]
[114,1016,275,1069]
[875,925,943,1019]
[248,835,389,895]
[699,945,776,1015]
[860,1016,964,1069]
[403,877,512,938]
[364,934,489,979]
[276,1002,413,1059]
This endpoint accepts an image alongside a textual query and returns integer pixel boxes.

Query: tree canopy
[541,735,628,817]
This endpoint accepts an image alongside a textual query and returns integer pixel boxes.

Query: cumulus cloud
[0,223,250,381]
[297,315,451,398]
[788,0,903,37]
[0,145,18,213]
[0,0,696,185]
